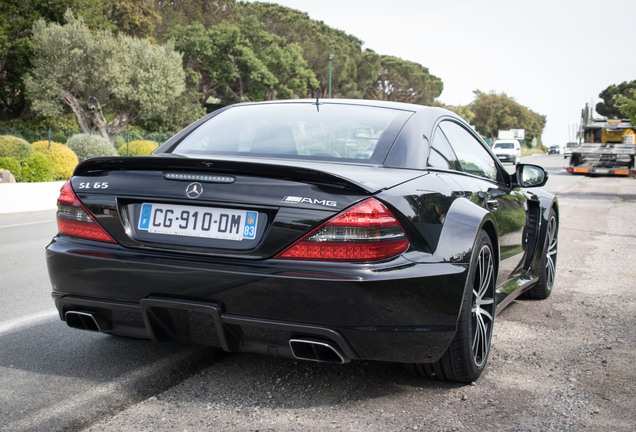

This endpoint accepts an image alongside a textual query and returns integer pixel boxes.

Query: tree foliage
[0,0,108,117]
[104,0,161,39]
[239,3,442,103]
[367,55,443,105]
[167,17,318,106]
[446,105,475,123]
[615,89,636,124]
[239,2,371,98]
[25,12,186,142]
[154,0,239,37]
[1,0,547,148]
[596,80,636,121]
[470,90,546,145]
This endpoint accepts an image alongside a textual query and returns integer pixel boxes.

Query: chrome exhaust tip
[289,338,349,364]
[64,311,110,332]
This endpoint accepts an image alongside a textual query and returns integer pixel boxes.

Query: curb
[0,181,65,214]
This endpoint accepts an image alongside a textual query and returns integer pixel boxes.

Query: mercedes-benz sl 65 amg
[46,99,558,383]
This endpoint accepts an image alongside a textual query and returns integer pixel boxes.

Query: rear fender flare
[432,197,499,267]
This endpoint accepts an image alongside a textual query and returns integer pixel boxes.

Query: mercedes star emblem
[185,182,203,199]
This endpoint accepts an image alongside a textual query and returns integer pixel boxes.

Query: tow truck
[567,104,636,176]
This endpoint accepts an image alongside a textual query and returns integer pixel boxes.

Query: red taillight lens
[276,198,409,262]
[56,181,116,243]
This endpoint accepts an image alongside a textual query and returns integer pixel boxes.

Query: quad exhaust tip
[65,311,110,332]
[289,338,349,364]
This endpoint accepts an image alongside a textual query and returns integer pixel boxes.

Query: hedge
[117,140,158,156]
[66,134,117,161]
[20,153,56,182]
[0,135,34,160]
[32,140,79,180]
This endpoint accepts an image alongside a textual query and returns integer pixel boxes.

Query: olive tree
[470,90,546,145]
[25,11,186,142]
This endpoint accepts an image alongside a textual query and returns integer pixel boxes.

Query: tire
[407,231,495,383]
[525,208,558,299]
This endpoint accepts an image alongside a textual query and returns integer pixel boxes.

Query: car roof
[226,98,468,140]
[159,99,477,171]
[229,98,458,118]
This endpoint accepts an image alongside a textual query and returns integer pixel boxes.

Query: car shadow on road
[2,316,466,430]
[152,350,466,411]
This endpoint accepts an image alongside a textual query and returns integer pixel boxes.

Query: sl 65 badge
[282,196,337,207]
[77,182,109,189]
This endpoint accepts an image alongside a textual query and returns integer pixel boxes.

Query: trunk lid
[68,156,424,259]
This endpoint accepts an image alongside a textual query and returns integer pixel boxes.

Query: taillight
[276,198,409,262]
[56,181,116,243]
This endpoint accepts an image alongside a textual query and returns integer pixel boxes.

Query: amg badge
[282,196,337,207]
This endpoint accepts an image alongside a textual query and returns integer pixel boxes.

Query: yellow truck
[567,104,636,175]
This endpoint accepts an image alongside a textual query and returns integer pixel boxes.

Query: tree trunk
[264,89,278,101]
[105,113,130,142]
[62,90,95,134]
[62,91,131,143]
[197,73,221,108]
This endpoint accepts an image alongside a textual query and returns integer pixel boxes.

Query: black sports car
[46,99,558,383]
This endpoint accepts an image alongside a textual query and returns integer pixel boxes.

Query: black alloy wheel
[407,230,496,383]
[525,208,558,300]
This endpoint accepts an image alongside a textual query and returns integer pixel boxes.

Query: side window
[428,127,461,171]
[439,121,500,182]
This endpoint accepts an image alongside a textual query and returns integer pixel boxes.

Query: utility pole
[328,54,334,98]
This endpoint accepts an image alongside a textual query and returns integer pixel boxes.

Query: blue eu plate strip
[139,204,152,230]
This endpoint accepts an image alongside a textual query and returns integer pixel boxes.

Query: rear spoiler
[73,156,425,194]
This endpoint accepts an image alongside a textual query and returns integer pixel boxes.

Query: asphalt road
[0,211,219,432]
[525,152,583,194]
[0,154,618,431]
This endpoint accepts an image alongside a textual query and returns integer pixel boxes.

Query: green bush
[66,134,116,161]
[0,157,22,181]
[0,135,34,160]
[113,129,172,150]
[114,134,126,151]
[144,131,173,144]
[117,140,158,156]
[32,140,79,180]
[20,153,55,182]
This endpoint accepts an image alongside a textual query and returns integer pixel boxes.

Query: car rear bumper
[495,154,517,162]
[47,235,468,364]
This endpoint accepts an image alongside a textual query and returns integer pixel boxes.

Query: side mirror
[514,164,548,188]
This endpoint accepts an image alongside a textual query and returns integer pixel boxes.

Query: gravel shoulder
[84,177,636,432]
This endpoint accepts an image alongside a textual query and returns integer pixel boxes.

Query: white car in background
[564,142,577,160]
[492,139,522,164]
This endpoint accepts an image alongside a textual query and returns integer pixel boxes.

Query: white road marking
[0,309,59,334]
[0,220,56,229]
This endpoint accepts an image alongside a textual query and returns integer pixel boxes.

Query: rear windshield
[170,103,412,164]
[494,143,514,149]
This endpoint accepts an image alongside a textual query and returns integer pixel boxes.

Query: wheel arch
[533,196,559,270]
[479,218,500,284]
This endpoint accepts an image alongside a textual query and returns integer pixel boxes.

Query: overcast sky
[247,0,636,145]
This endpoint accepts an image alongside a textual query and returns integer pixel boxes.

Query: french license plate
[138,203,258,241]
[593,168,609,174]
